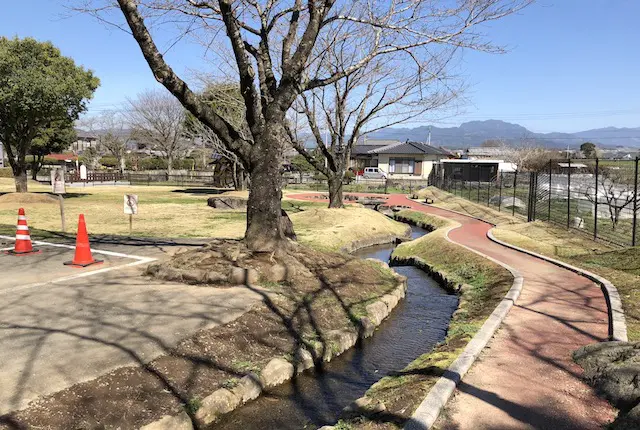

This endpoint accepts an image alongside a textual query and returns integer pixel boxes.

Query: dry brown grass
[416,186,519,226]
[0,179,407,251]
[291,207,408,252]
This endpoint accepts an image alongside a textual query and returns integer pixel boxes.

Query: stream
[213,225,458,429]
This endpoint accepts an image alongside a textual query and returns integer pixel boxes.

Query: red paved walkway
[289,193,616,429]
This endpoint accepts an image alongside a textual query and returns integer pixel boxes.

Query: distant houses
[350,139,451,180]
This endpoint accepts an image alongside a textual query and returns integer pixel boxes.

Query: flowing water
[213,226,458,429]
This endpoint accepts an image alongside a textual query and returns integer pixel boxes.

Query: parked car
[362,167,387,179]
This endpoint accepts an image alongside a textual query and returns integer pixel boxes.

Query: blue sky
[1,0,639,133]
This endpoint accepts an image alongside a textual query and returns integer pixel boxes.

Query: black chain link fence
[432,157,639,247]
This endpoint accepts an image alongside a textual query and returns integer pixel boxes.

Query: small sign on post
[51,168,66,194]
[124,194,138,236]
[51,168,66,232]
[80,164,87,180]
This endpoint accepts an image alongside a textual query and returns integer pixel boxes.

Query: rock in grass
[260,358,295,388]
[207,197,247,210]
[195,388,241,426]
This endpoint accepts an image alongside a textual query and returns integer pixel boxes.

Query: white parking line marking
[0,235,153,261]
[0,236,156,295]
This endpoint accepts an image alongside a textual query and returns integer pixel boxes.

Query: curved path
[289,193,616,429]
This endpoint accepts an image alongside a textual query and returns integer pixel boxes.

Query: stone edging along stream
[400,224,525,430]
[401,200,627,429]
[139,233,411,430]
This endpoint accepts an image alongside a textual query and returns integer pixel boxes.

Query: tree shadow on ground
[0,243,405,430]
[171,188,233,196]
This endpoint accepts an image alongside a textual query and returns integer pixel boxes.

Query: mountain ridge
[366,120,640,149]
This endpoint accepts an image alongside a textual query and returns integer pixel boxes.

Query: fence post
[487,178,491,207]
[384,178,388,194]
[594,158,599,241]
[147,174,150,186]
[512,170,517,217]
[532,171,538,221]
[632,157,638,246]
[498,173,503,212]
[567,158,571,229]
[548,160,552,221]
[477,176,480,203]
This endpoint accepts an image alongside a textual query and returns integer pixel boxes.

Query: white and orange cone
[6,208,40,255]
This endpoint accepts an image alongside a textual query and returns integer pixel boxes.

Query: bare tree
[288,41,461,207]
[86,111,131,173]
[127,90,190,175]
[78,0,531,251]
[584,167,636,231]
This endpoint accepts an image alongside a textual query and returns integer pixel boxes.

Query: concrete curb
[138,267,408,430]
[408,197,627,342]
[404,224,524,430]
[486,230,628,342]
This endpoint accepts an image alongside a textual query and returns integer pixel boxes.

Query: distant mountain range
[367,120,640,149]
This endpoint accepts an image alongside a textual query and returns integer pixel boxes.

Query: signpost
[124,194,138,236]
[51,168,66,232]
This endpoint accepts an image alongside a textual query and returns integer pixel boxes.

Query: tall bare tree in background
[84,111,131,174]
[127,90,189,175]
[79,0,531,251]
[288,35,461,208]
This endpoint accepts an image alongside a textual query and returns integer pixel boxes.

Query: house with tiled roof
[350,139,452,179]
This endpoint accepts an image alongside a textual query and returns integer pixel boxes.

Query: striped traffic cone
[64,214,103,268]
[7,208,40,255]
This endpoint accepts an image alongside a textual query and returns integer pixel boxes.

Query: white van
[363,167,387,179]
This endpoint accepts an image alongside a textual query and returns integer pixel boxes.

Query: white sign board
[80,164,88,180]
[51,168,66,194]
[124,194,139,215]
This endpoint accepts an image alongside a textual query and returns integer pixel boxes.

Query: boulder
[207,197,247,210]
[194,389,241,426]
[294,348,315,372]
[574,341,640,415]
[260,358,295,388]
[326,329,358,359]
[380,294,399,311]
[229,267,259,285]
[366,301,389,326]
[140,412,193,430]
[231,374,262,404]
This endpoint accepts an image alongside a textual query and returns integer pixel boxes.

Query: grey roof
[352,144,388,155]
[466,147,508,156]
[372,141,451,156]
[356,138,402,146]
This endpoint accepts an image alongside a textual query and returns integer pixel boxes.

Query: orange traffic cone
[6,208,40,255]
[64,214,103,268]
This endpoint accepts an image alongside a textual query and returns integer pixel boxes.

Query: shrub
[99,156,119,168]
[0,167,13,178]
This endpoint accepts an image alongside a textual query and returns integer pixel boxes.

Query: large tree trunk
[245,122,289,252]
[328,175,344,208]
[14,170,28,193]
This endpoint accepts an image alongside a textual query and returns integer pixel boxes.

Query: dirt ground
[0,239,400,429]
